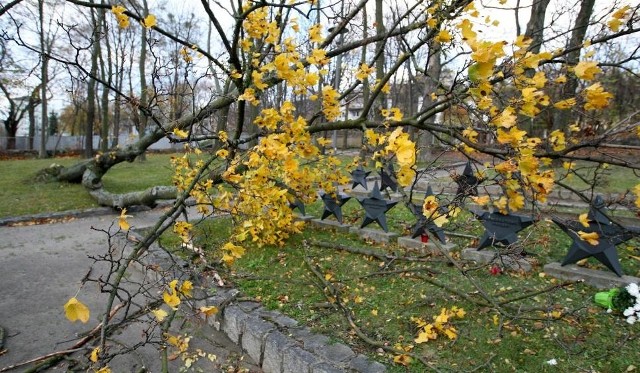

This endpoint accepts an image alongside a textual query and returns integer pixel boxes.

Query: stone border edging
[127,227,387,373]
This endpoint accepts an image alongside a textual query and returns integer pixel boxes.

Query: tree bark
[524,0,551,54]
[85,2,100,158]
[552,0,595,131]
[38,0,48,158]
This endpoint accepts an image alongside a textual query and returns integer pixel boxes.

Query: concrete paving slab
[0,208,260,372]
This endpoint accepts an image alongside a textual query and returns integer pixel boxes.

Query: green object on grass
[594,288,620,309]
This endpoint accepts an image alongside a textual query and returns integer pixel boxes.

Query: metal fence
[0,134,178,152]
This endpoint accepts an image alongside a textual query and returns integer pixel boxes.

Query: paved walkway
[0,206,261,372]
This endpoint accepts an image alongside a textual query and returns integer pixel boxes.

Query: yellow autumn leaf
[578,213,590,228]
[355,63,375,81]
[393,354,412,366]
[173,128,188,139]
[493,314,499,325]
[444,327,458,339]
[583,82,613,110]
[179,280,193,298]
[216,149,229,158]
[550,310,562,319]
[118,208,131,230]
[435,29,452,43]
[199,306,218,317]
[90,347,100,363]
[163,291,180,309]
[574,61,601,80]
[141,14,157,29]
[578,231,599,245]
[553,98,576,109]
[371,309,378,316]
[96,368,112,373]
[64,297,90,323]
[152,308,168,322]
[471,195,490,206]
[634,184,640,208]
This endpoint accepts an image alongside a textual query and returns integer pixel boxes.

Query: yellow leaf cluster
[222,242,246,265]
[574,61,601,81]
[355,64,375,81]
[634,184,640,208]
[608,5,631,32]
[321,86,341,121]
[412,306,465,344]
[141,14,157,29]
[111,5,129,28]
[583,82,613,110]
[434,29,452,43]
[381,107,403,122]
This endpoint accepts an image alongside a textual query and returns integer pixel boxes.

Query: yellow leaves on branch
[583,82,613,110]
[434,29,452,43]
[608,5,631,32]
[173,221,192,243]
[64,297,90,323]
[221,242,245,265]
[308,24,324,43]
[355,64,375,81]
[634,184,640,209]
[111,5,129,28]
[162,279,192,309]
[549,129,566,151]
[141,14,157,29]
[574,61,601,81]
[321,86,341,121]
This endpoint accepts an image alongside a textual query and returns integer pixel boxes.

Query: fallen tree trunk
[89,186,178,208]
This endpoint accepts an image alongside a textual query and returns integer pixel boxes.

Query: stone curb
[0,202,175,227]
[126,228,387,373]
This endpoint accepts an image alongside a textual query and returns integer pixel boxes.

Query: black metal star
[289,198,306,216]
[454,161,481,197]
[409,186,447,243]
[553,195,634,277]
[357,182,398,232]
[350,166,371,190]
[320,191,352,224]
[379,164,398,192]
[471,208,535,250]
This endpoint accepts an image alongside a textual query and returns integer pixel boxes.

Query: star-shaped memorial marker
[454,161,481,197]
[409,186,447,243]
[320,191,351,224]
[350,166,371,190]
[471,208,535,250]
[379,164,398,192]
[553,195,634,277]
[289,198,306,216]
[357,182,398,232]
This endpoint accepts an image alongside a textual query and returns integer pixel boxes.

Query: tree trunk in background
[552,0,595,131]
[99,3,111,152]
[112,28,126,148]
[374,0,385,118]
[524,0,550,54]
[137,0,149,161]
[38,0,48,158]
[418,39,441,160]
[85,3,100,158]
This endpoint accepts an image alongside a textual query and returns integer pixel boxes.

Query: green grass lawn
[0,153,177,218]
[159,203,640,372]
